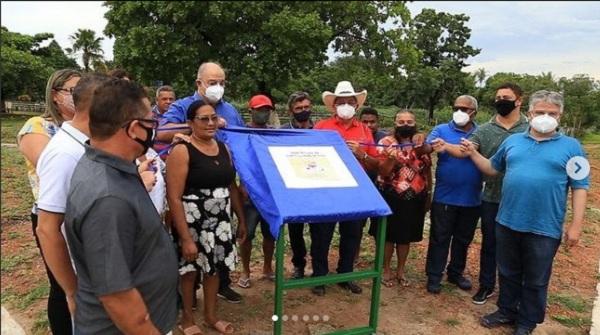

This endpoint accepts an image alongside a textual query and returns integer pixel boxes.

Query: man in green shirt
[431,83,529,304]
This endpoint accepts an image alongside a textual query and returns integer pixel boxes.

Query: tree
[1,26,77,104]
[558,74,600,134]
[103,1,414,99]
[406,9,480,122]
[69,28,104,72]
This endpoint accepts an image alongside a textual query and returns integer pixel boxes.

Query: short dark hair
[156,85,174,97]
[287,91,311,111]
[186,99,211,120]
[89,79,148,140]
[360,106,379,118]
[107,68,133,81]
[496,82,523,98]
[73,73,110,114]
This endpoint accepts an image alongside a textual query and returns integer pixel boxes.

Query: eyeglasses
[193,115,219,123]
[55,87,75,94]
[198,79,227,87]
[453,106,474,113]
[122,118,159,130]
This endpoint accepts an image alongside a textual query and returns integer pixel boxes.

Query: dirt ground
[1,145,599,335]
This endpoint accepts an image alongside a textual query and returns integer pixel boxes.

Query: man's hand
[564,224,582,251]
[171,133,191,145]
[430,138,446,153]
[236,223,247,245]
[140,170,157,192]
[346,140,365,158]
[181,239,198,262]
[218,117,227,129]
[459,138,477,156]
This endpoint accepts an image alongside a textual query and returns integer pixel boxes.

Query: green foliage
[69,28,104,72]
[0,26,78,101]
[103,1,414,98]
[548,293,590,313]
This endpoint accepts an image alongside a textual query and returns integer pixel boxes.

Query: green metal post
[368,217,387,330]
[273,225,286,335]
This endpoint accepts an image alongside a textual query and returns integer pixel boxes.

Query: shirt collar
[334,116,360,128]
[84,144,139,176]
[289,119,314,129]
[448,120,477,134]
[61,121,89,143]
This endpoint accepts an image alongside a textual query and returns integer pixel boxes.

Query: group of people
[16,61,589,335]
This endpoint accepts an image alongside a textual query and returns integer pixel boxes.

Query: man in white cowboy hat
[309,81,379,296]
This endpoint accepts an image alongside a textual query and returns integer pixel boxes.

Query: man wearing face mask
[310,81,378,296]
[36,74,111,322]
[280,91,314,129]
[237,95,277,289]
[64,79,178,334]
[462,90,589,335]
[423,95,482,294]
[157,62,244,143]
[433,83,529,305]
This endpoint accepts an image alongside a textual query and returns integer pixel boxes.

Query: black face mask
[494,99,516,116]
[127,122,156,155]
[252,110,270,125]
[395,125,416,139]
[293,110,311,122]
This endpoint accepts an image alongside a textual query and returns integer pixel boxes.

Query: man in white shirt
[36,74,110,315]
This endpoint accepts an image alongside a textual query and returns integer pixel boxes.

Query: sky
[2,1,600,80]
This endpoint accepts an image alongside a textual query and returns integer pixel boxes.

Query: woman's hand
[140,170,156,192]
[181,239,198,262]
[236,223,247,245]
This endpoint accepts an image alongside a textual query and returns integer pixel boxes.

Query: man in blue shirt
[463,90,589,335]
[157,62,244,304]
[424,95,482,294]
[156,62,244,143]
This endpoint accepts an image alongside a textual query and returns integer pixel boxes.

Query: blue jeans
[426,202,480,283]
[496,224,560,330]
[479,201,499,290]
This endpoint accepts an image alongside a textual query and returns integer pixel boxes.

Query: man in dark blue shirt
[157,62,244,143]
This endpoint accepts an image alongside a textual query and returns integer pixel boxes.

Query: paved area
[1,306,26,335]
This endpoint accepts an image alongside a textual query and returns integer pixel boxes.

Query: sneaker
[312,285,325,296]
[480,310,515,328]
[472,287,495,305]
[338,281,362,294]
[217,286,242,304]
[292,267,304,279]
[447,275,472,291]
[514,326,533,335]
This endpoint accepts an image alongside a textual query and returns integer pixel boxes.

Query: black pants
[425,202,480,283]
[309,220,362,277]
[31,213,72,335]
[288,223,307,269]
[479,201,499,290]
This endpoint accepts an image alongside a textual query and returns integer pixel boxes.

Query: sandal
[398,276,410,287]
[237,276,251,288]
[178,324,204,335]
[381,272,396,288]
[262,272,276,281]
[203,320,234,334]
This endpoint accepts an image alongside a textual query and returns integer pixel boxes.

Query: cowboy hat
[322,81,367,112]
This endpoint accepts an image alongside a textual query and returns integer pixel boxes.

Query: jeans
[496,224,560,330]
[425,202,480,283]
[32,213,73,335]
[288,223,307,269]
[479,201,499,290]
[309,220,362,277]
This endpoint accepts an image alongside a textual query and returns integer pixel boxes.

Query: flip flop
[381,277,395,288]
[262,272,276,281]
[398,276,410,287]
[178,324,204,335]
[204,320,234,334]
[237,276,251,288]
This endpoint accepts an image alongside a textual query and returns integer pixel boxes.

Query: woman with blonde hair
[17,68,81,334]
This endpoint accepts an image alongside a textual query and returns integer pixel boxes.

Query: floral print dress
[177,141,238,276]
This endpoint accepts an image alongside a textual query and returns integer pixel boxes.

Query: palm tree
[69,29,104,72]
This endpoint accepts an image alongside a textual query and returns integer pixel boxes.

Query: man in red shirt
[310,81,379,296]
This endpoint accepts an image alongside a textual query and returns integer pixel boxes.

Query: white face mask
[204,84,224,103]
[336,104,356,119]
[452,110,470,127]
[530,114,558,134]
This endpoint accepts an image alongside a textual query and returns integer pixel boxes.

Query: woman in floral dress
[167,100,247,335]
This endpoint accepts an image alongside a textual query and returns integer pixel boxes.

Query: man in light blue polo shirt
[156,62,244,143]
[424,95,482,294]
[463,90,589,335]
